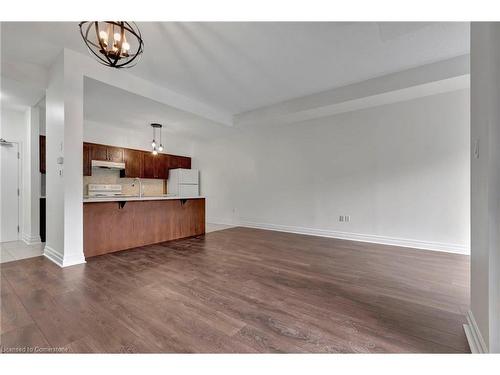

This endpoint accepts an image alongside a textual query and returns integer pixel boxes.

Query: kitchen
[81,138,205,257]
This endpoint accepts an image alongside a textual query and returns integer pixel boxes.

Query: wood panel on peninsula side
[83,198,205,258]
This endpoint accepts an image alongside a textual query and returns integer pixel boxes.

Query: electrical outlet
[339,215,344,222]
[345,215,350,222]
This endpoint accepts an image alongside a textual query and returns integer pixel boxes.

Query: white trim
[22,232,41,245]
[43,245,86,268]
[464,310,488,353]
[43,245,64,266]
[207,217,235,227]
[233,219,469,255]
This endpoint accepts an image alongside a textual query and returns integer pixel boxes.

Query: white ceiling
[83,77,232,140]
[1,22,469,115]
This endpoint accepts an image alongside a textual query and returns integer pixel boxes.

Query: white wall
[45,54,66,262]
[193,88,470,253]
[468,22,500,353]
[44,50,86,267]
[83,120,195,157]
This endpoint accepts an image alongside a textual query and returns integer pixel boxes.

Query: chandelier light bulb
[158,144,164,152]
[152,140,156,148]
[99,30,108,41]
[114,32,121,41]
[152,149,158,156]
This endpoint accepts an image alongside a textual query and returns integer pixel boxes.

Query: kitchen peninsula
[82,141,205,258]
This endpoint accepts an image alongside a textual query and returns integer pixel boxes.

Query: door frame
[0,140,21,242]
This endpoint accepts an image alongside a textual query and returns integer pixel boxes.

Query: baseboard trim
[232,219,469,255]
[43,245,86,268]
[464,310,487,353]
[207,217,236,227]
[22,232,42,245]
[43,245,64,267]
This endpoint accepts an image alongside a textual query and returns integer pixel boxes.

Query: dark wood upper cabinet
[82,141,191,179]
[90,144,108,162]
[121,148,143,178]
[107,146,124,163]
[178,156,191,169]
[83,143,91,176]
[142,151,156,179]
[168,155,191,170]
[39,135,46,174]
[155,154,169,179]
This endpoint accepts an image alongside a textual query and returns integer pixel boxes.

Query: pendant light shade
[150,123,163,155]
[79,21,144,68]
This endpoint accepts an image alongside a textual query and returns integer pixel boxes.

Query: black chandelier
[79,21,144,68]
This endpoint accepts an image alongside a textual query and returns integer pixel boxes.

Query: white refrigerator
[167,168,199,197]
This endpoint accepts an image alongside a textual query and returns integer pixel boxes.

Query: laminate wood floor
[0,227,470,353]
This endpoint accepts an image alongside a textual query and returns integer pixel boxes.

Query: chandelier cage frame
[79,21,144,68]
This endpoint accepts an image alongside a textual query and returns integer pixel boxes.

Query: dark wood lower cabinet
[83,198,205,258]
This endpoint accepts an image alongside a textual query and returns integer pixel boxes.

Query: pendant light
[150,123,163,155]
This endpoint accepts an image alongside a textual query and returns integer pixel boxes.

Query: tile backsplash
[83,168,166,196]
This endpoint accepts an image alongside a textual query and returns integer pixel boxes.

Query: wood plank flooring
[0,227,470,353]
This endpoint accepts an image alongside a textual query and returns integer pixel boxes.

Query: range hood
[91,160,125,170]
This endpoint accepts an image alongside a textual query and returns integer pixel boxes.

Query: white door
[0,141,20,242]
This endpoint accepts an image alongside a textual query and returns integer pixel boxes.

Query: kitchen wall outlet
[345,215,350,222]
[339,215,344,222]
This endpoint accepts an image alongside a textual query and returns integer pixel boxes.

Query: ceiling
[1,22,469,115]
[83,78,232,140]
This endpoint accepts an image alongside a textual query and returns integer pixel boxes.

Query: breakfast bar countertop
[83,195,205,203]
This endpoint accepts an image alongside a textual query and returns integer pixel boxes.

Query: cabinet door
[91,144,108,161]
[179,156,191,169]
[39,135,46,174]
[142,151,156,178]
[107,146,124,163]
[122,148,142,178]
[169,155,191,170]
[83,143,91,176]
[155,154,169,179]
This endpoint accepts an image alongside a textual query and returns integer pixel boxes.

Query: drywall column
[43,51,85,267]
[469,22,500,353]
[22,106,41,244]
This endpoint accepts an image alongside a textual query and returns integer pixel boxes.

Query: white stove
[87,184,132,197]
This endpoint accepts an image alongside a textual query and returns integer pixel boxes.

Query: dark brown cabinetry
[121,148,143,178]
[39,135,46,174]
[107,146,124,163]
[83,143,91,176]
[142,151,156,179]
[82,141,191,179]
[90,143,124,163]
[142,152,169,179]
[170,155,191,170]
[90,143,108,161]
[155,154,169,179]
